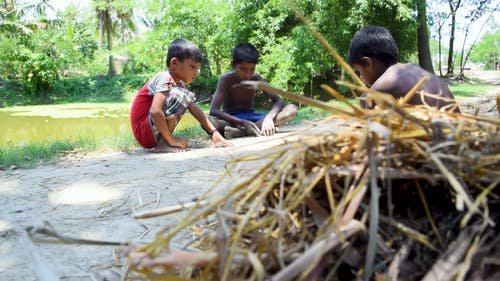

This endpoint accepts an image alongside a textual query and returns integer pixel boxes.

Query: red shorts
[130,83,157,148]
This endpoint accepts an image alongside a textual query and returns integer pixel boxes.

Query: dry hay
[125,10,499,280]
[124,83,499,280]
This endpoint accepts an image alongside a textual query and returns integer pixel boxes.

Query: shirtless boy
[209,43,297,138]
[348,25,460,112]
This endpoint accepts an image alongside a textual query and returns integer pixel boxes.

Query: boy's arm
[265,93,285,120]
[260,92,285,136]
[150,93,187,148]
[189,103,232,147]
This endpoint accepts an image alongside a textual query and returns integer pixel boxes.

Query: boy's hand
[260,117,276,136]
[211,131,233,147]
[242,120,261,136]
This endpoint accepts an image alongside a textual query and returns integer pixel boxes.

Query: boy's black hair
[348,25,398,66]
[232,42,259,64]
[166,38,203,67]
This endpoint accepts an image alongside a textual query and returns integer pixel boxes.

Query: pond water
[0,103,197,146]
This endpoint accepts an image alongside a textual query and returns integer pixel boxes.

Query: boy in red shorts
[130,38,231,152]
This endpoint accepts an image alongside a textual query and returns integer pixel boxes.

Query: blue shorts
[232,111,268,122]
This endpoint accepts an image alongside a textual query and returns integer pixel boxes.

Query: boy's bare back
[373,63,457,109]
[349,26,459,112]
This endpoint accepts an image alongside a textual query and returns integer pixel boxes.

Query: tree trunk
[105,1,115,77]
[459,0,494,77]
[446,11,455,77]
[458,28,469,77]
[438,25,443,77]
[120,17,126,44]
[417,0,434,74]
[446,0,462,77]
[98,13,104,50]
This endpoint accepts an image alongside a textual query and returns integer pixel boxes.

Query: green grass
[0,133,139,169]
[290,105,330,124]
[449,83,496,98]
[0,123,216,169]
[1,139,93,169]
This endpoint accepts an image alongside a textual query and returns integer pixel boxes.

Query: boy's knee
[282,104,298,117]
[276,104,297,125]
[287,103,298,113]
[208,116,229,130]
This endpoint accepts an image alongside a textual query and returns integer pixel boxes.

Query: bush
[0,80,32,106]
[49,74,148,103]
[188,74,219,101]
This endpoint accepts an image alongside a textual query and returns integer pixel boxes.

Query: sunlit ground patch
[0,220,14,232]
[49,182,122,205]
[0,179,21,195]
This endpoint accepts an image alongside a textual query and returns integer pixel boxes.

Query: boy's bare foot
[152,137,188,153]
[153,139,188,153]
[224,126,247,139]
[152,146,187,153]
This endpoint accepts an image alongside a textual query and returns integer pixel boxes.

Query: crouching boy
[130,38,232,152]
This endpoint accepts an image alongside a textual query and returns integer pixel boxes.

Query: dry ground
[0,131,302,281]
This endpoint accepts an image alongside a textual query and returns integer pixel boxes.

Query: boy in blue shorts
[209,43,297,138]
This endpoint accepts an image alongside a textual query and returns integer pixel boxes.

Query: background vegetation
[0,0,498,168]
[1,0,498,106]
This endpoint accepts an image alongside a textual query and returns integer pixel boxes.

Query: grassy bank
[0,105,328,170]
[449,83,496,98]
[1,82,495,170]
[0,125,212,169]
[0,132,136,169]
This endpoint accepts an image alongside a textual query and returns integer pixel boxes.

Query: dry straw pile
[126,85,499,281]
[126,15,499,281]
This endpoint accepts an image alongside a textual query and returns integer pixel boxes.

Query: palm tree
[95,0,115,76]
[0,0,54,34]
[1,0,31,34]
[114,0,136,44]
[94,0,138,76]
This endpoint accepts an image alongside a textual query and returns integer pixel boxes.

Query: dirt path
[1,85,498,281]
[0,132,295,281]
[455,86,500,116]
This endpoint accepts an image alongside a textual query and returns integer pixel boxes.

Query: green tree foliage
[1,0,422,104]
[470,29,500,69]
[125,0,417,97]
[229,0,416,95]
[0,1,97,103]
[429,0,495,77]
[131,0,234,96]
